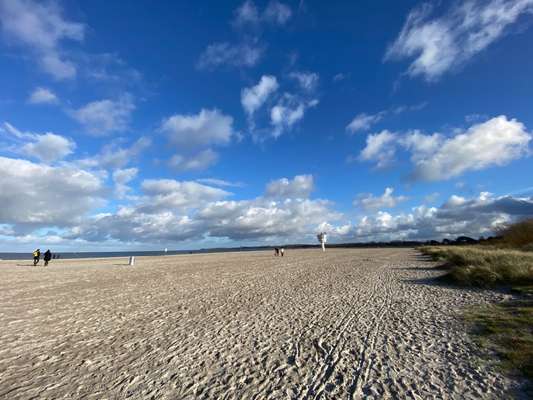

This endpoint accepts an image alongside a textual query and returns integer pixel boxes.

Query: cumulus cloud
[0,0,85,79]
[359,116,531,179]
[58,174,339,245]
[71,95,135,136]
[354,187,408,210]
[265,175,314,199]
[359,130,397,168]
[289,71,319,92]
[385,0,533,81]
[270,95,318,138]
[198,197,337,241]
[112,167,138,199]
[405,116,531,181]
[161,109,234,149]
[77,136,151,170]
[1,122,75,162]
[345,192,533,242]
[28,87,58,104]
[5,162,532,247]
[234,0,292,27]
[198,42,263,69]
[137,179,230,214]
[0,156,105,231]
[168,149,219,172]
[241,75,279,116]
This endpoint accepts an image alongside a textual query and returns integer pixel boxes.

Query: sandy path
[0,248,525,399]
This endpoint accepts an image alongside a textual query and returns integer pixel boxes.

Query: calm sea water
[0,247,269,261]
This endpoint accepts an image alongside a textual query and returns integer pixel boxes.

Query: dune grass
[465,299,533,383]
[419,246,533,287]
[419,244,533,382]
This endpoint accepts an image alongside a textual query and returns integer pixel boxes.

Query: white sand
[0,248,526,399]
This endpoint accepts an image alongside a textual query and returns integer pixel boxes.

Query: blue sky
[0,0,532,251]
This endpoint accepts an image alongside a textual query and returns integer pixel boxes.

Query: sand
[0,248,526,399]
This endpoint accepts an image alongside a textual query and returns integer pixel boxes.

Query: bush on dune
[497,218,533,250]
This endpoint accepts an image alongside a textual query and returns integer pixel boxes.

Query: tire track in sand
[296,264,383,399]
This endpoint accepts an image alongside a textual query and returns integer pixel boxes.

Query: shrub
[497,218,533,248]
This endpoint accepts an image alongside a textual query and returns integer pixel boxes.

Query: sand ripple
[0,249,526,399]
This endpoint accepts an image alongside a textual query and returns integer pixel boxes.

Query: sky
[0,0,533,252]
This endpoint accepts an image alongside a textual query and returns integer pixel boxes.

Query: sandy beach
[0,248,526,399]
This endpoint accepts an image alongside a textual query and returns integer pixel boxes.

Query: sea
[0,247,270,261]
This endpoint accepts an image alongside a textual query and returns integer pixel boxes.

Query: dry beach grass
[0,248,527,399]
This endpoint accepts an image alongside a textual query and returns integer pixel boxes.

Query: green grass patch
[465,299,533,381]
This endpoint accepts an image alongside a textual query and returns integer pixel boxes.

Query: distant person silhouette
[44,250,52,266]
[280,248,285,257]
[274,248,279,256]
[33,248,40,266]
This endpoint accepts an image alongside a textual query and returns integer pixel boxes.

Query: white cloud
[198,42,263,69]
[333,192,533,242]
[112,167,138,199]
[347,112,386,133]
[406,115,531,181]
[196,178,244,188]
[0,156,105,230]
[168,149,219,172]
[22,132,75,163]
[264,1,292,25]
[265,175,314,199]
[71,95,135,136]
[113,168,138,185]
[289,71,319,92]
[385,0,533,81]
[359,116,531,180]
[4,162,533,247]
[270,96,318,138]
[199,197,337,241]
[241,75,279,115]
[77,136,151,170]
[359,130,397,168]
[138,179,230,213]
[333,73,347,82]
[354,187,408,210]
[28,87,58,104]
[234,0,260,26]
[347,104,427,134]
[1,122,75,162]
[161,109,235,149]
[234,1,292,27]
[61,174,338,244]
[0,0,85,79]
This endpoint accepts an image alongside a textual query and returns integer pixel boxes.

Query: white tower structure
[317,232,327,252]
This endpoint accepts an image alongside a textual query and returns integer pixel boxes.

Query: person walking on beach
[280,248,285,257]
[33,248,40,266]
[43,250,52,266]
[274,248,279,256]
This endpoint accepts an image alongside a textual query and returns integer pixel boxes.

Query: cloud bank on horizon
[0,0,532,251]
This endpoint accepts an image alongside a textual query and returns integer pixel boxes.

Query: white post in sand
[128,256,135,266]
[317,232,327,252]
